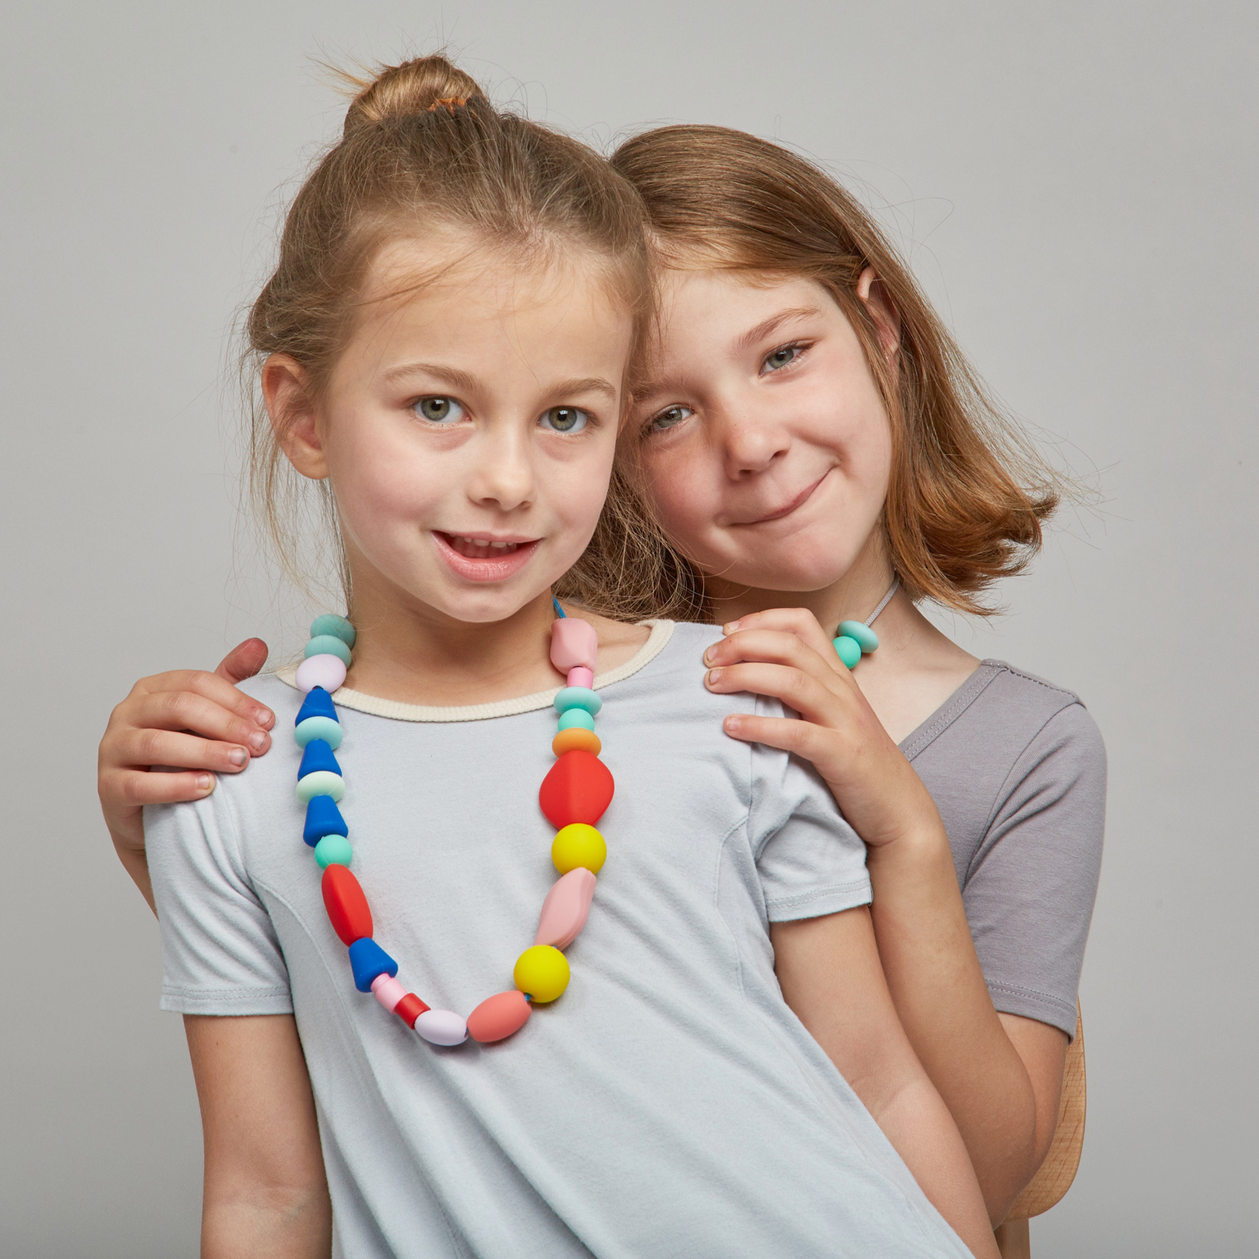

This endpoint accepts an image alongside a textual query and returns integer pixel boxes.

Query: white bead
[295,653,347,694]
[414,1009,469,1046]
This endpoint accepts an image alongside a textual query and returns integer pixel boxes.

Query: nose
[467,426,536,513]
[714,398,792,479]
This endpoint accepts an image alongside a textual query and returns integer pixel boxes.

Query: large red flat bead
[322,864,373,945]
[539,749,614,829]
[467,991,532,1043]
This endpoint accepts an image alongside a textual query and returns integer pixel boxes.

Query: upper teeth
[456,536,516,550]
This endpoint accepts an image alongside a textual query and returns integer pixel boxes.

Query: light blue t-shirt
[148,620,971,1258]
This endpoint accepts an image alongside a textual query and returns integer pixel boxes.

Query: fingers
[705,659,850,731]
[124,672,274,745]
[718,710,832,761]
[704,628,857,696]
[216,638,270,689]
[720,607,839,664]
[111,727,257,777]
[100,766,216,809]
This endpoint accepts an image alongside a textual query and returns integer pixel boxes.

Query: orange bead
[552,727,601,757]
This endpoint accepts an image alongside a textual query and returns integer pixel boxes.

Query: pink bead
[534,867,597,949]
[566,666,594,689]
[295,653,347,694]
[550,618,598,673]
[371,974,406,1013]
[467,991,532,1044]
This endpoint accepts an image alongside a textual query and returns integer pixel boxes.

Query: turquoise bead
[557,708,596,733]
[310,614,356,648]
[305,635,352,667]
[297,770,345,803]
[314,833,353,869]
[837,620,879,653]
[295,716,343,750]
[833,635,862,669]
[553,686,602,716]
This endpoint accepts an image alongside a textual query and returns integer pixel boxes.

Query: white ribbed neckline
[274,619,675,723]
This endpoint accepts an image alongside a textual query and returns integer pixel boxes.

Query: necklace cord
[863,575,900,628]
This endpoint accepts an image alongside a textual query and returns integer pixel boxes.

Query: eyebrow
[735,306,825,353]
[383,361,618,403]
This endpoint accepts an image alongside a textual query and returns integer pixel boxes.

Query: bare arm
[706,613,1067,1222]
[98,639,272,912]
[772,909,999,1259]
[184,1014,331,1258]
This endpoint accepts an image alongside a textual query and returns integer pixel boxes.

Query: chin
[718,548,860,596]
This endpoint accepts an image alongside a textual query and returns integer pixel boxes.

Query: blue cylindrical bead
[304,795,348,846]
[310,614,356,649]
[295,687,338,727]
[349,938,398,993]
[298,739,342,779]
[553,686,602,716]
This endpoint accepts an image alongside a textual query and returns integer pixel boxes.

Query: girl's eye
[413,396,466,424]
[647,404,694,434]
[762,343,803,373]
[540,406,589,433]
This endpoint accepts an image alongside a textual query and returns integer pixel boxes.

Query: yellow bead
[513,945,570,1003]
[552,726,602,757]
[551,823,607,875]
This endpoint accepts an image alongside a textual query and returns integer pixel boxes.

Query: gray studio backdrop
[3,3,1254,1255]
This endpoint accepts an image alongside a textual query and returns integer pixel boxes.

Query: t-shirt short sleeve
[750,699,872,923]
[961,701,1106,1037]
[146,789,293,1016]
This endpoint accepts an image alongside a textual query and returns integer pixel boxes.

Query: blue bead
[837,620,879,653]
[349,937,397,992]
[557,708,596,732]
[310,614,356,648]
[298,738,342,779]
[295,687,338,727]
[304,795,348,846]
[833,635,862,669]
[553,686,602,716]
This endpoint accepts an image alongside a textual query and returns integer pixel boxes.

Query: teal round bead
[557,708,597,733]
[305,635,352,667]
[837,620,879,653]
[296,770,345,803]
[833,635,862,669]
[310,614,356,649]
[553,686,602,717]
[314,833,353,869]
[295,715,343,750]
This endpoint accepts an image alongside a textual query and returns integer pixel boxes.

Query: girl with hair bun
[123,54,1002,1258]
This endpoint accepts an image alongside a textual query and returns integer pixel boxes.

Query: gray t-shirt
[902,661,1106,1039]
[148,621,973,1259]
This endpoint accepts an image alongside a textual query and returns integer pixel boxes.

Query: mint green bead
[833,635,862,669]
[314,834,353,869]
[837,620,879,653]
[297,770,344,803]
[553,686,602,716]
[295,716,343,750]
[310,614,356,648]
[557,708,596,732]
[305,635,352,667]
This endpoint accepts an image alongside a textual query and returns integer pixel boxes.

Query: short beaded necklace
[290,601,612,1048]
[831,576,899,668]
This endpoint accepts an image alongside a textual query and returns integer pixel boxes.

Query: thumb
[215,638,269,684]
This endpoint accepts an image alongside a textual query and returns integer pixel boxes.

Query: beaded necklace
[831,576,899,668]
[290,603,613,1047]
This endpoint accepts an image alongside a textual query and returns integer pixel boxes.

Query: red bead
[539,749,614,829]
[467,990,532,1043]
[322,864,373,945]
[393,992,429,1028]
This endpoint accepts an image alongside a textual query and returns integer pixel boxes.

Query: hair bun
[342,55,487,137]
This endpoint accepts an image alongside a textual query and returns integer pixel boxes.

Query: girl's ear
[262,354,328,480]
[856,267,901,364]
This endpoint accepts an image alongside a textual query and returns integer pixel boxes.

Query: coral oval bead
[551,727,601,757]
[321,864,373,945]
[553,686,602,716]
[837,620,879,653]
[832,635,862,669]
[535,867,597,948]
[551,823,607,876]
[310,613,356,648]
[514,945,570,1003]
[415,1009,468,1045]
[297,770,344,803]
[295,716,343,749]
[467,991,533,1043]
[295,654,347,694]
[550,617,599,672]
[539,750,614,828]
[314,834,352,869]
[305,635,353,667]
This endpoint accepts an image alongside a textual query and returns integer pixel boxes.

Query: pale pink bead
[371,974,406,1013]
[414,1009,468,1046]
[295,653,347,694]
[566,666,594,689]
[550,617,599,673]
[534,867,597,950]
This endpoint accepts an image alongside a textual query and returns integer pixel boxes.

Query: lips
[432,532,541,582]
[735,469,832,526]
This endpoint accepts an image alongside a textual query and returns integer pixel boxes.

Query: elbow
[982,1099,1046,1227]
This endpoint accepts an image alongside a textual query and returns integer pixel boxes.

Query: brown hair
[243,55,653,602]
[599,124,1061,618]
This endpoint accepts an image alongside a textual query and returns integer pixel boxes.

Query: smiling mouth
[737,470,832,525]
[440,533,535,558]
[432,531,542,582]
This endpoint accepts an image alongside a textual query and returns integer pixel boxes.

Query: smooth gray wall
[3,3,1254,1255]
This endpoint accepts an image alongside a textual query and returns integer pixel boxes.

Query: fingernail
[703,646,715,664]
[724,620,741,633]
[196,774,214,793]
[255,708,274,728]
[228,747,248,767]
[249,730,267,751]
[706,668,723,685]
[724,715,741,733]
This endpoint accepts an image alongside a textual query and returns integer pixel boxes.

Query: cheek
[324,419,443,540]
[637,444,715,539]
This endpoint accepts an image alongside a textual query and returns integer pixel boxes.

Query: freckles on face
[630,270,893,593]
[315,238,633,622]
